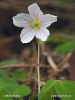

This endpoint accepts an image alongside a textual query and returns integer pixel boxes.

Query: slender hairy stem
[37,41,40,99]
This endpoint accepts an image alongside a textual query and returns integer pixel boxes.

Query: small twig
[32,66,38,96]
[0,64,50,69]
[31,76,38,83]
[58,52,71,68]
[47,55,58,71]
[43,52,61,72]
[27,43,37,82]
[31,76,45,87]
[61,63,70,70]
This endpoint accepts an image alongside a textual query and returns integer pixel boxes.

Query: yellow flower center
[30,18,42,30]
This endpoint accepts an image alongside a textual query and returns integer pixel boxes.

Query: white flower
[12,3,57,43]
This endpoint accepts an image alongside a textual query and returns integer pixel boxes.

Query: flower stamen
[30,18,42,30]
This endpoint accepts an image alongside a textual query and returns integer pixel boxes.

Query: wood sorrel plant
[12,3,57,100]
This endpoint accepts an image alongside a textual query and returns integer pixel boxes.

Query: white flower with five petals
[12,3,57,43]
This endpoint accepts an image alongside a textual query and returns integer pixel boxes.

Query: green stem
[37,41,40,99]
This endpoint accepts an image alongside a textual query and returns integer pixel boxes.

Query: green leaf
[0,76,31,98]
[54,41,75,54]
[0,84,31,98]
[0,69,10,76]
[39,80,75,100]
[1,76,18,85]
[13,84,31,97]
[0,59,18,66]
[39,80,56,100]
[55,80,75,100]
[0,89,13,100]
[45,36,67,43]
[0,76,19,94]
[11,70,26,81]
[19,98,23,100]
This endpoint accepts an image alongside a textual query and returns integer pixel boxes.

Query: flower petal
[42,14,57,27]
[28,3,43,19]
[12,13,32,27]
[35,27,50,41]
[20,27,35,43]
